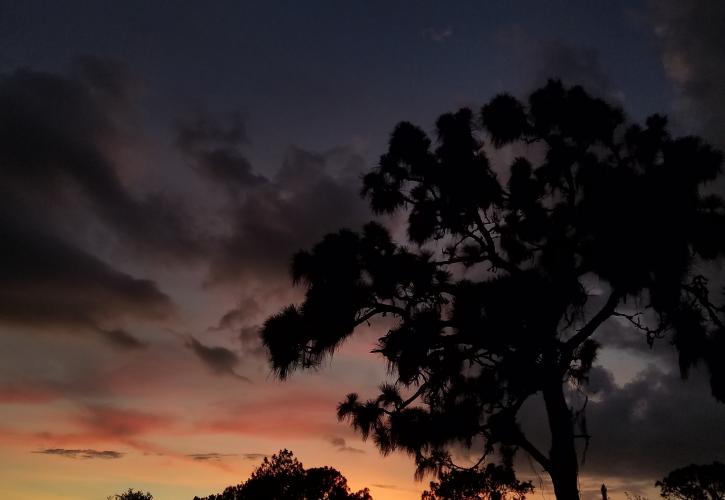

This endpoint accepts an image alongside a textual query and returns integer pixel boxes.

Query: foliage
[193,449,372,500]
[261,80,725,500]
[656,462,725,500]
[421,463,533,500]
[107,489,153,500]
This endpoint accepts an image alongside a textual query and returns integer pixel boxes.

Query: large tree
[261,81,725,500]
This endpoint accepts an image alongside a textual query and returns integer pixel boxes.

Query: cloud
[0,60,201,259]
[581,365,725,479]
[0,57,204,345]
[70,55,135,101]
[188,452,235,461]
[0,382,60,404]
[206,145,369,284]
[517,364,725,486]
[176,112,267,194]
[186,336,251,382]
[0,209,173,333]
[650,0,725,147]
[208,299,266,359]
[172,111,373,303]
[329,436,365,454]
[74,405,176,439]
[423,27,453,43]
[173,113,371,289]
[33,448,124,459]
[98,328,147,350]
[210,297,261,334]
[372,484,402,490]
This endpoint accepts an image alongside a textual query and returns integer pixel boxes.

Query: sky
[0,1,724,499]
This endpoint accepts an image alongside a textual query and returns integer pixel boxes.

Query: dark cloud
[207,145,369,284]
[70,55,134,102]
[177,112,246,151]
[514,297,725,484]
[98,328,146,350]
[240,325,265,355]
[242,453,267,460]
[188,452,235,461]
[176,112,266,194]
[0,207,172,334]
[650,0,725,147]
[586,365,617,396]
[174,113,371,287]
[582,366,725,479]
[33,448,124,459]
[328,436,365,454]
[0,61,200,258]
[208,301,266,358]
[186,336,251,382]
[210,297,262,333]
[0,58,204,345]
[518,365,725,485]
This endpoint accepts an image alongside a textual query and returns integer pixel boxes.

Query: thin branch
[397,382,428,411]
[611,311,669,342]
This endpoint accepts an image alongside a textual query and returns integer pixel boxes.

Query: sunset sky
[1,1,725,499]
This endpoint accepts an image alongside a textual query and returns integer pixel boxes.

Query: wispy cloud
[423,26,453,43]
[33,448,124,459]
[329,436,364,454]
[186,336,251,382]
[188,452,235,461]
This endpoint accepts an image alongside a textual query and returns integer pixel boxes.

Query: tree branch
[563,291,623,354]
[512,426,551,472]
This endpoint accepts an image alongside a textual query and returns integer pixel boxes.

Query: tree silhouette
[421,463,533,500]
[657,462,725,500]
[107,489,153,500]
[261,80,725,500]
[193,449,372,500]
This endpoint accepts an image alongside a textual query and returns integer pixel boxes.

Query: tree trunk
[543,379,580,500]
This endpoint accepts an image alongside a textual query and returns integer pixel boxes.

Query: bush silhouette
[261,80,725,500]
[107,489,153,500]
[193,449,372,500]
[421,463,533,500]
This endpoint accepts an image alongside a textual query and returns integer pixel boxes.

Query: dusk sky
[1,1,725,499]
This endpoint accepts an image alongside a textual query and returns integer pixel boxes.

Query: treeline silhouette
[107,458,725,499]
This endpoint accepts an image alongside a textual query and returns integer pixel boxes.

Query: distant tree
[657,462,725,500]
[261,80,725,500]
[193,449,372,500]
[107,489,153,500]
